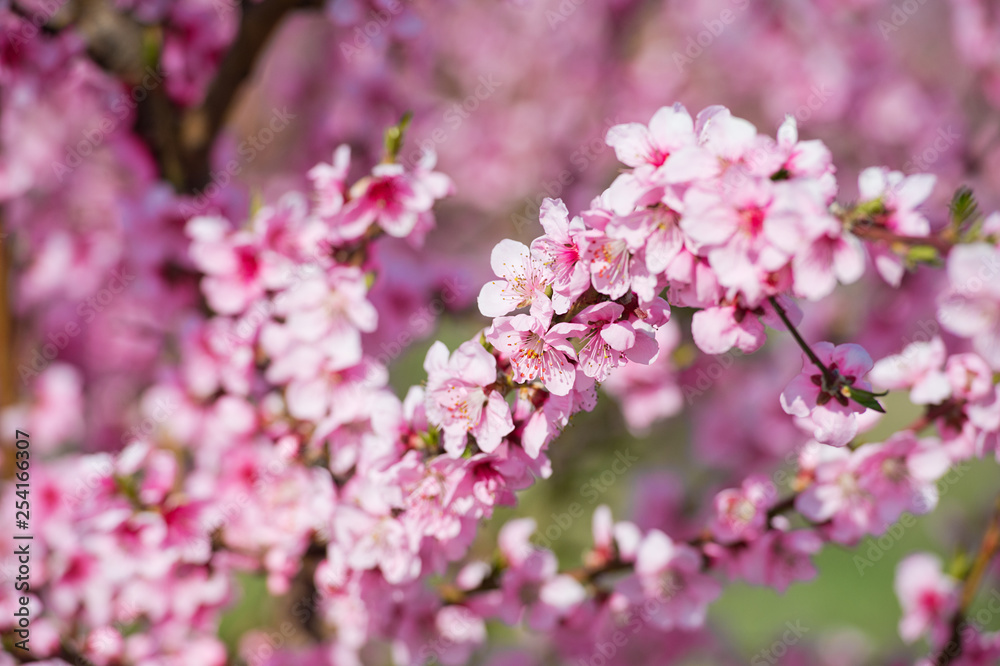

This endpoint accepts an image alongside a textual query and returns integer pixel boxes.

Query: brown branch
[176,0,324,191]
[851,223,955,255]
[768,296,836,386]
[68,0,324,192]
[933,494,1000,666]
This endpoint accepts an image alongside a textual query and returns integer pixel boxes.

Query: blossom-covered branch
[4,4,1000,658]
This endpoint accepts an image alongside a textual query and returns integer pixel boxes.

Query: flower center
[881,457,907,483]
[739,206,766,237]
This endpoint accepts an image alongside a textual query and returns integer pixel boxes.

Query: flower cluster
[872,337,1000,459]
[8,0,1000,661]
[3,96,1000,666]
[480,104,939,365]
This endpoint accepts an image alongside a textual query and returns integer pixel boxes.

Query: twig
[767,296,834,384]
[851,223,954,255]
[933,494,1000,666]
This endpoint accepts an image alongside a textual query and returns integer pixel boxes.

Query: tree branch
[767,296,834,385]
[67,0,325,192]
[934,494,1000,666]
[177,0,324,191]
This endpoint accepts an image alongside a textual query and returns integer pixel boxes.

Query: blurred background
[2,0,1000,662]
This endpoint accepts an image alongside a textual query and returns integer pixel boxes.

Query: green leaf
[947,551,971,581]
[419,425,440,450]
[854,198,886,218]
[140,26,162,69]
[479,331,494,354]
[249,189,264,219]
[906,244,941,266]
[845,199,886,230]
[949,186,979,229]
[844,386,887,413]
[383,111,414,163]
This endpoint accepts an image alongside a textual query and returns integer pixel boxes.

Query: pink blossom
[938,242,1000,369]
[857,168,936,237]
[3,362,84,453]
[894,553,957,644]
[618,204,686,277]
[250,193,313,268]
[491,518,560,625]
[774,115,837,201]
[589,505,616,564]
[690,303,767,355]
[946,352,996,401]
[766,181,865,301]
[852,432,951,523]
[695,105,765,170]
[433,605,488,665]
[790,230,866,301]
[941,353,1000,459]
[795,447,880,545]
[582,216,636,301]
[310,386,402,475]
[261,265,377,387]
[780,342,876,447]
[710,475,775,544]
[559,302,659,382]
[528,574,588,631]
[308,144,352,218]
[478,239,548,317]
[530,198,591,314]
[186,216,267,315]
[857,167,936,286]
[423,340,514,457]
[681,175,792,306]
[605,103,698,170]
[730,524,823,593]
[335,507,421,584]
[870,337,951,405]
[518,371,597,458]
[178,317,254,399]
[337,154,452,242]
[447,450,521,519]
[11,24,1000,659]
[617,529,721,630]
[487,304,580,396]
[159,1,236,106]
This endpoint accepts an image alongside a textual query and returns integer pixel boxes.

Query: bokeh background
[3,0,1000,662]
